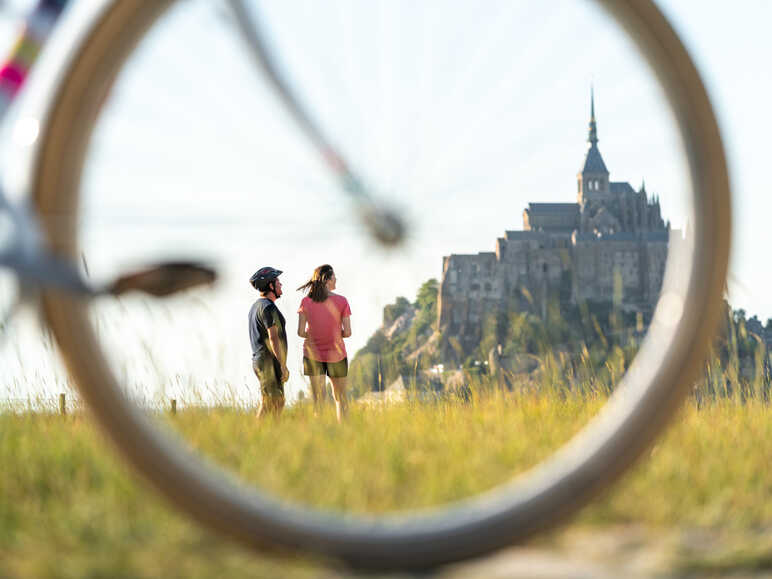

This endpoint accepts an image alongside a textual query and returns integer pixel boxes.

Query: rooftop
[572,230,670,243]
[526,203,580,213]
[582,144,609,174]
[610,181,636,195]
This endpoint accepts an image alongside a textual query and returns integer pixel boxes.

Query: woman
[297,264,352,421]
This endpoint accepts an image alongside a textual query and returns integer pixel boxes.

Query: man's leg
[255,360,284,419]
[257,391,283,418]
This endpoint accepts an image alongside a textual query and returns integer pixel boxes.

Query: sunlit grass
[165,391,603,513]
[1,393,770,577]
[582,398,772,528]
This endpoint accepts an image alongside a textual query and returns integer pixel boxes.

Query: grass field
[167,392,601,513]
[1,392,771,577]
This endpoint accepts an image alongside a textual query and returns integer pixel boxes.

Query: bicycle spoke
[225,0,405,247]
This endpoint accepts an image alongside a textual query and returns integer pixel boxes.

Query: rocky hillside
[348,277,772,401]
[348,280,441,398]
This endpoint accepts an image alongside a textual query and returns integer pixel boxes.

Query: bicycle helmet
[249,266,282,291]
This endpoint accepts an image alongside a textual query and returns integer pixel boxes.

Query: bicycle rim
[15,0,731,569]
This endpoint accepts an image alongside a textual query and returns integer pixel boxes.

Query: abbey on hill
[438,91,679,352]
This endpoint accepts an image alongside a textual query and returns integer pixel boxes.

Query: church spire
[580,86,608,176]
[588,86,598,146]
[578,86,609,204]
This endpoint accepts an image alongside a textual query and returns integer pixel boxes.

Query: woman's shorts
[303,357,348,378]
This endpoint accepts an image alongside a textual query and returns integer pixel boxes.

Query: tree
[415,279,438,312]
[383,296,411,326]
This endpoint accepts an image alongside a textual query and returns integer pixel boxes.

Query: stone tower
[577,88,610,206]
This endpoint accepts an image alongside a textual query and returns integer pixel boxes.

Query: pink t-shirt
[298,294,352,362]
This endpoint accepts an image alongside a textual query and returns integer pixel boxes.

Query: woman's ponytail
[297,264,334,302]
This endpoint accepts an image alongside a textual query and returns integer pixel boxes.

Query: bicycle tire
[8,0,730,570]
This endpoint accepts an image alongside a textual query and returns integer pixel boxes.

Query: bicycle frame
[0,1,78,296]
[0,0,404,313]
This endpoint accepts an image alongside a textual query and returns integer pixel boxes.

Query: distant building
[438,90,680,351]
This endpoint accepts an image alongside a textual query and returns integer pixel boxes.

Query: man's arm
[267,325,289,382]
[341,316,352,338]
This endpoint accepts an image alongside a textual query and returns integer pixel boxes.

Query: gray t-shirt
[248,298,287,362]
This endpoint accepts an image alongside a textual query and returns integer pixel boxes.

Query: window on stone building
[470,283,480,291]
[484,282,491,291]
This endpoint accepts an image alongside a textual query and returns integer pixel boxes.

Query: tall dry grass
[1,394,770,577]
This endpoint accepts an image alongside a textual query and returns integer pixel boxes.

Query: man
[248,266,289,418]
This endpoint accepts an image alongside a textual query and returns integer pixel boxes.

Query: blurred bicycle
[0,0,731,570]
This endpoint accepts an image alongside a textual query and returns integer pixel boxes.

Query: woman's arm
[341,316,352,338]
[297,312,307,338]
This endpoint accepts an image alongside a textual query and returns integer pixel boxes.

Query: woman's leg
[329,376,348,422]
[309,375,325,412]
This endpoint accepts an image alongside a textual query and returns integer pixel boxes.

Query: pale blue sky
[1,1,770,403]
[658,0,772,323]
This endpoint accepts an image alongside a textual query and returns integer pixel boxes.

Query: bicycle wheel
[8,0,730,569]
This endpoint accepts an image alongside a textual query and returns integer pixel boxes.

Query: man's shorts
[253,358,285,399]
[303,357,348,378]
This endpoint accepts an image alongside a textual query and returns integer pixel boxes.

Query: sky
[657,0,772,323]
[0,0,770,405]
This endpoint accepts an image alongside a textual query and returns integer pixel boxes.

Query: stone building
[438,92,676,350]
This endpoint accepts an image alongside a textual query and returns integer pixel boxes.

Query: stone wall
[438,229,671,342]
